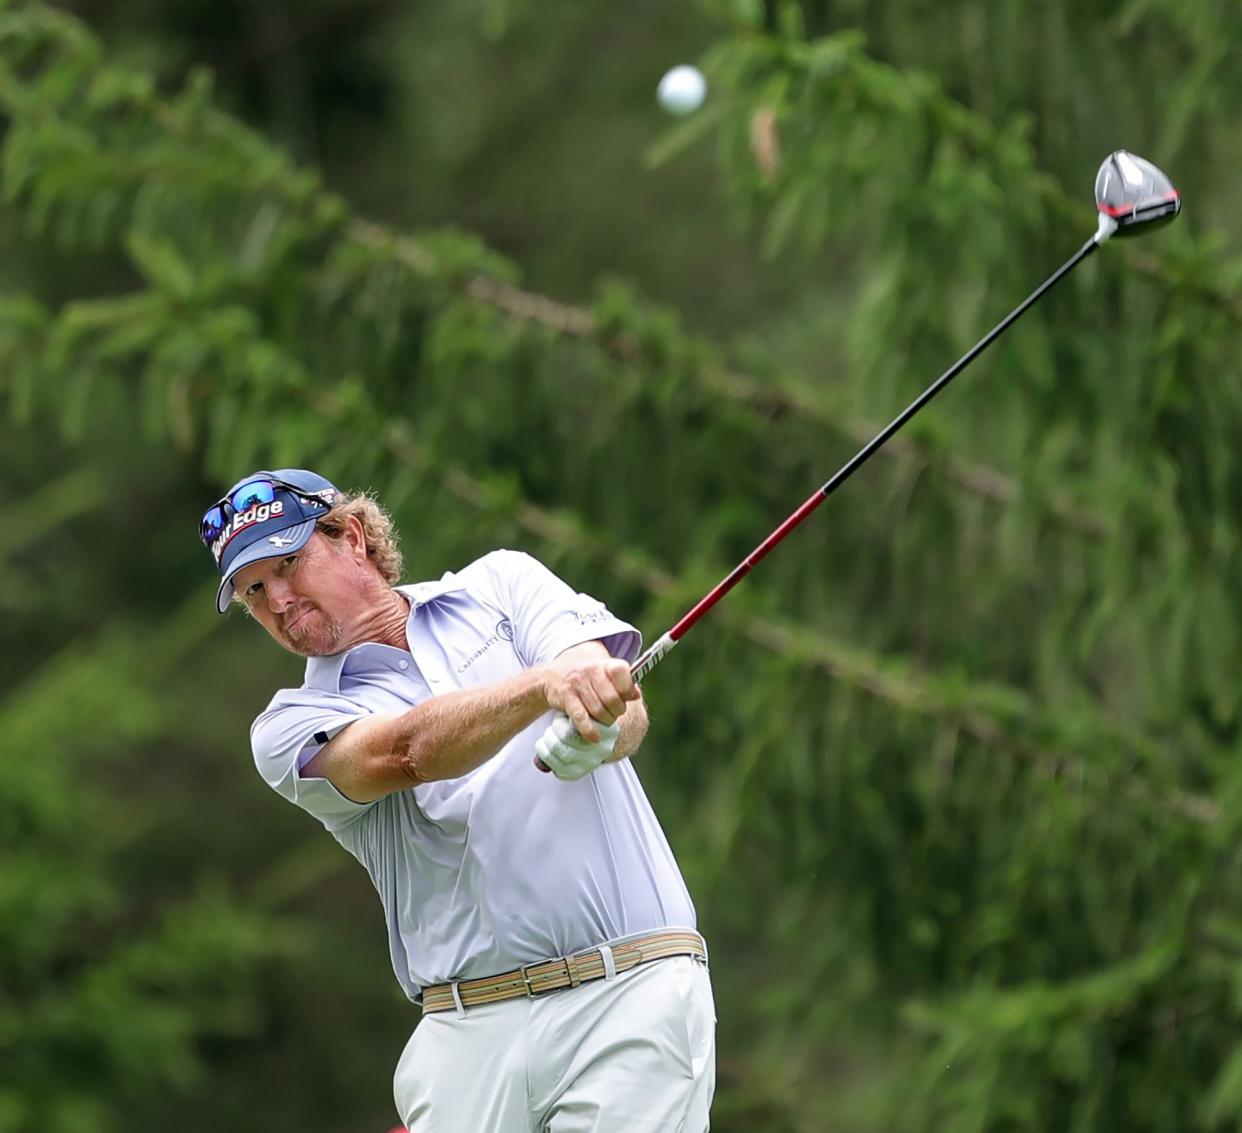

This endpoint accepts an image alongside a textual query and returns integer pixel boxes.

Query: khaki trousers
[393,953,715,1132]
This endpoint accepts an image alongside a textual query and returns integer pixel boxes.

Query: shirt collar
[302,576,468,693]
[394,578,467,609]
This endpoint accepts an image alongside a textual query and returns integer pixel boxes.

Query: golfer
[201,468,715,1131]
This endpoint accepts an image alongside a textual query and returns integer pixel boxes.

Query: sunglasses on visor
[200,477,338,547]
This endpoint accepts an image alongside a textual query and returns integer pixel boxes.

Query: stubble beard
[280,604,344,657]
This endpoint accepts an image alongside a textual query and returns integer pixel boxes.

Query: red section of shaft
[660,238,1098,655]
[667,487,826,642]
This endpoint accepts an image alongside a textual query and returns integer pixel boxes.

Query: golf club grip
[532,634,675,772]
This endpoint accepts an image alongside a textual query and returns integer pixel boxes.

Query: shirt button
[398,660,409,670]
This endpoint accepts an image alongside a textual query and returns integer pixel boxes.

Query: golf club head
[1095,150,1181,237]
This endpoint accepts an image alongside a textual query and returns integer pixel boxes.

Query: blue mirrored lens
[200,506,225,543]
[230,479,277,512]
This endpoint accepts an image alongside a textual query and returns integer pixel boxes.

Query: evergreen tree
[2,1,1242,1129]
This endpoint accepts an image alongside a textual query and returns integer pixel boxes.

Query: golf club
[536,150,1181,771]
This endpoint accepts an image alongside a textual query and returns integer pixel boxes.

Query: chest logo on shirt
[456,619,516,674]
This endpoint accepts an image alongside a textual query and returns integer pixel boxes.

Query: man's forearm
[306,667,554,800]
[305,642,638,801]
[400,670,552,783]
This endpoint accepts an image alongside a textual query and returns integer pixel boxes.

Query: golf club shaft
[628,236,1100,684]
[535,236,1099,771]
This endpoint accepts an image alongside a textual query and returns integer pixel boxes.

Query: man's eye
[246,582,264,598]
[283,555,298,567]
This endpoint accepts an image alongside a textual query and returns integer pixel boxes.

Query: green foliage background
[2,0,1241,1129]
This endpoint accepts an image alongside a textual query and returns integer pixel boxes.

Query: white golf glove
[534,713,621,782]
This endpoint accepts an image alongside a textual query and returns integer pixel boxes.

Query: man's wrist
[608,696,648,762]
[529,661,554,710]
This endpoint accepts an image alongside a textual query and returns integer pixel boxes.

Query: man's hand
[534,713,621,781]
[539,649,639,742]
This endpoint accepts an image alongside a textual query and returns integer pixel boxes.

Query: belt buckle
[521,962,556,999]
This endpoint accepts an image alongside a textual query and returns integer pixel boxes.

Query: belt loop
[450,981,466,1019]
[598,944,617,981]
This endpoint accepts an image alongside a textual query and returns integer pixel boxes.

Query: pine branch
[0,279,1216,825]
[0,466,105,560]
[708,25,1223,311]
[454,270,1113,537]
[0,1,1193,549]
[0,1,1226,825]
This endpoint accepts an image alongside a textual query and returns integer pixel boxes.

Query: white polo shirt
[250,549,696,1001]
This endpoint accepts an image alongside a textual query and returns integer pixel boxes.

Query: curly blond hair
[315,491,404,584]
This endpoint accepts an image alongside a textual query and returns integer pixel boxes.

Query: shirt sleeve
[250,689,374,833]
[478,549,642,665]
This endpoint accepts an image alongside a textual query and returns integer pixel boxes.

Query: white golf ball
[657,65,706,115]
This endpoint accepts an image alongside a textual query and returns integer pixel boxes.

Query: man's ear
[343,514,369,561]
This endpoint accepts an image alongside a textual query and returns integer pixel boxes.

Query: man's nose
[265,577,296,613]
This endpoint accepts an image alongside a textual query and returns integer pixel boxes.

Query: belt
[420,929,707,1015]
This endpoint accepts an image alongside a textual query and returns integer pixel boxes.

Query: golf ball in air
[657,65,706,115]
